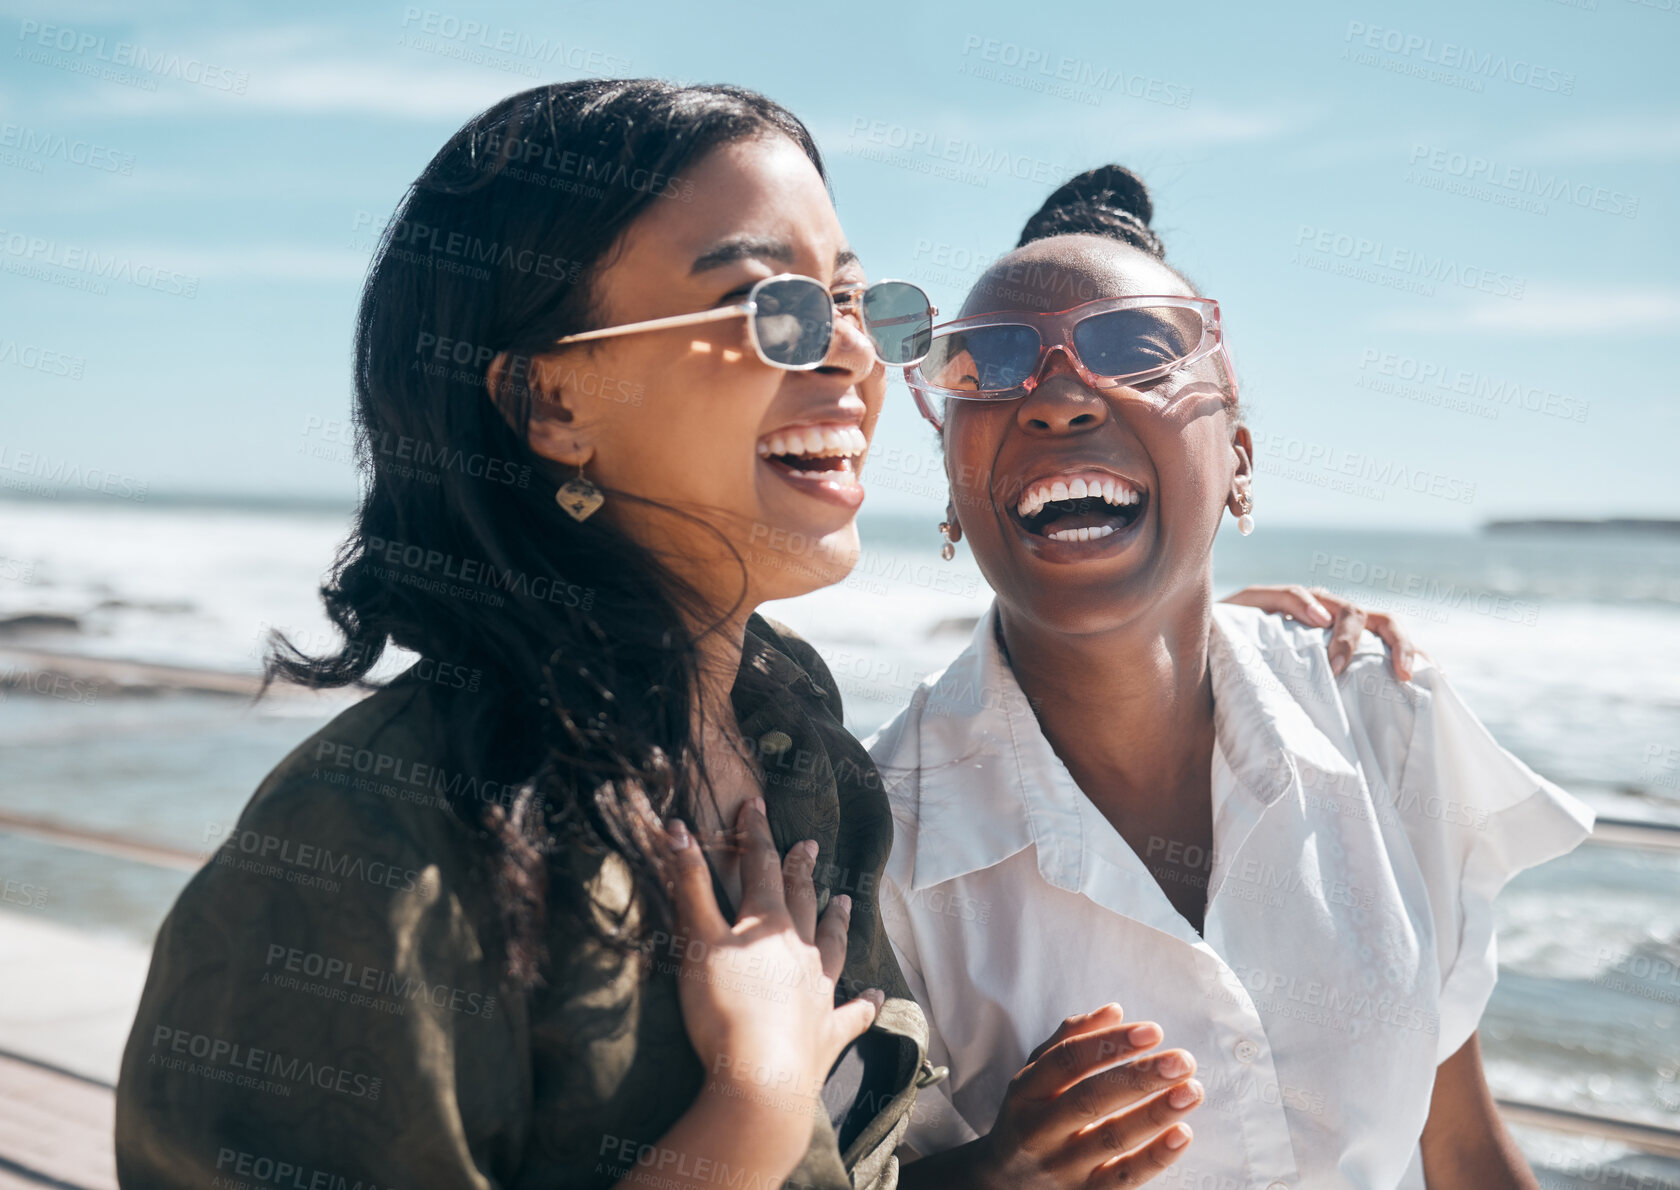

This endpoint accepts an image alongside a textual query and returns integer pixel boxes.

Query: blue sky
[1,0,1674,527]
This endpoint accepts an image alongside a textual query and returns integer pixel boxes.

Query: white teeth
[1047,524,1118,543]
[1014,474,1144,518]
[759,425,867,459]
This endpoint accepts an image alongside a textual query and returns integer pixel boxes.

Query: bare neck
[997,585,1219,820]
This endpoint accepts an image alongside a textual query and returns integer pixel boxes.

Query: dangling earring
[1234,489,1255,537]
[938,520,957,561]
[556,462,604,522]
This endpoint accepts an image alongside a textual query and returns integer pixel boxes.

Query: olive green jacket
[116,616,931,1189]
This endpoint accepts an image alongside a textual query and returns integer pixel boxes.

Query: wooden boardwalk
[0,1052,115,1190]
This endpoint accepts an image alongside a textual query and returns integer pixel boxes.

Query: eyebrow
[689,237,861,276]
[691,236,793,274]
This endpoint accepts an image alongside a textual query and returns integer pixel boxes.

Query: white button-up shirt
[868,603,1593,1190]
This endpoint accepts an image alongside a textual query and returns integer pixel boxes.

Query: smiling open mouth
[1014,472,1148,542]
[755,423,867,483]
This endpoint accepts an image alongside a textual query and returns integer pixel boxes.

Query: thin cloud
[33,21,590,121]
[810,100,1310,174]
[50,56,527,121]
[1104,102,1313,150]
[110,244,371,282]
[1504,115,1680,163]
[1380,285,1680,335]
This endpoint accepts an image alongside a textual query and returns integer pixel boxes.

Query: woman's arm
[1419,1032,1538,1190]
[116,777,522,1187]
[608,799,884,1189]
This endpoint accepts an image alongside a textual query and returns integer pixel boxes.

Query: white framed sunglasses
[552,273,935,370]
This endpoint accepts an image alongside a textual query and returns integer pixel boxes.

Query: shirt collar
[891,602,1359,894]
[1205,603,1361,806]
[738,613,823,702]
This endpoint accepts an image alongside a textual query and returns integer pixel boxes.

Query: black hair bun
[1017,164,1164,258]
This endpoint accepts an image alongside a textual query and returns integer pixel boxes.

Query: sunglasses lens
[920,324,1041,393]
[860,281,933,365]
[752,277,833,367]
[1071,306,1205,379]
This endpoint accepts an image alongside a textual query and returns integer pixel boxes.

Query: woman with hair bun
[875,164,1590,1189]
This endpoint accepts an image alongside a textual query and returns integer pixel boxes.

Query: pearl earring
[938,520,957,561]
[1235,490,1255,537]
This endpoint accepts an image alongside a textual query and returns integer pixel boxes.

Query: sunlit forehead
[965,236,1191,318]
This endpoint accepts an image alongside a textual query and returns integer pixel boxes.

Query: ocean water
[1,497,1677,1179]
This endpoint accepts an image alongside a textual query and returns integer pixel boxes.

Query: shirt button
[1266,1182,1290,1190]
[1233,1039,1260,1064]
[758,730,793,756]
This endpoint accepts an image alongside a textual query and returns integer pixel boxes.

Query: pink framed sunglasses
[904,295,1236,429]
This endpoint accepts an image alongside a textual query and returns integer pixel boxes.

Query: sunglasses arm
[552,302,750,348]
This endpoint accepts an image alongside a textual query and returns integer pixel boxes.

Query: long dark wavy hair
[267,79,825,988]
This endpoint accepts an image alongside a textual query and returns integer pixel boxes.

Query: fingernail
[1128,1023,1162,1048]
[801,839,819,860]
[752,796,766,814]
[1169,1079,1202,1109]
[865,988,885,1007]
[1158,1052,1191,1079]
[834,894,852,914]
[1308,602,1332,625]
[668,819,691,850]
[1331,654,1346,676]
[1165,1124,1191,1150]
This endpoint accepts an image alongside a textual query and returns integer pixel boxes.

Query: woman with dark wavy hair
[117,78,927,1190]
[115,80,1400,1189]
